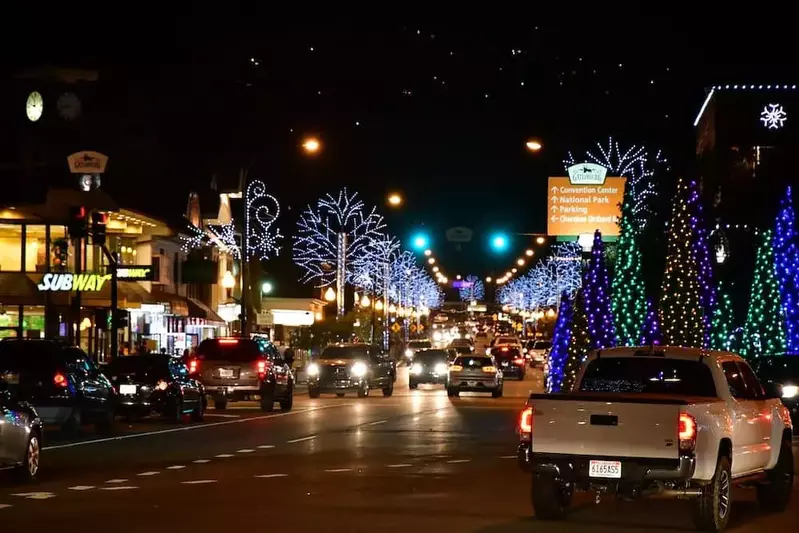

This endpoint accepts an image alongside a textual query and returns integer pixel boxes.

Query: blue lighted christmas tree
[545,292,573,393]
[774,186,799,352]
[639,299,662,345]
[584,230,616,350]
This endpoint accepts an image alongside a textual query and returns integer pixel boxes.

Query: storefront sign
[547,165,626,237]
[117,265,154,281]
[67,151,109,174]
[37,273,112,292]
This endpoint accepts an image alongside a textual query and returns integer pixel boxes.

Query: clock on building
[57,92,81,120]
[26,91,44,122]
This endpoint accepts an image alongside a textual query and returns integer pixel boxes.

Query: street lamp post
[336,232,347,317]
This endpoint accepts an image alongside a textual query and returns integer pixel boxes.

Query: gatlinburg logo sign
[37,273,112,292]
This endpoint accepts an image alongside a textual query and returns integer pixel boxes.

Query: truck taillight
[520,406,533,434]
[678,413,696,452]
[189,359,199,374]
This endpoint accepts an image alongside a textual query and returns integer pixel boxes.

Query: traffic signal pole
[100,246,119,359]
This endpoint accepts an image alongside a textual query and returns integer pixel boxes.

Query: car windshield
[494,347,521,359]
[408,340,432,349]
[496,337,517,345]
[414,351,448,364]
[534,341,552,350]
[196,339,263,362]
[755,357,799,379]
[319,346,368,360]
[450,339,471,346]
[454,356,492,369]
[579,357,717,396]
[106,356,167,380]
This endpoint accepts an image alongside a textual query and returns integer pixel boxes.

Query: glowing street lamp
[525,139,543,152]
[374,300,384,311]
[516,258,525,266]
[525,249,534,256]
[324,287,336,302]
[361,295,371,307]
[302,137,321,154]
[387,193,403,207]
[261,281,274,295]
[486,276,492,283]
[221,271,236,289]
[428,257,435,265]
[536,236,546,245]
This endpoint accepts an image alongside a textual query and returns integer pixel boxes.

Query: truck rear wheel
[757,436,793,512]
[531,473,572,520]
[692,455,731,532]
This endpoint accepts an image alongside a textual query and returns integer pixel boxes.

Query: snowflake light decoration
[459,275,485,302]
[564,138,667,230]
[245,180,283,261]
[207,221,241,259]
[181,223,207,253]
[760,103,787,130]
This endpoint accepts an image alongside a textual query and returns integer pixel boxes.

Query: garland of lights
[245,180,283,261]
[692,194,716,347]
[563,289,589,392]
[710,283,735,351]
[207,221,241,259]
[774,186,799,352]
[741,229,787,357]
[640,298,662,345]
[583,230,616,350]
[545,292,573,393]
[611,183,647,346]
[459,275,485,302]
[180,223,208,253]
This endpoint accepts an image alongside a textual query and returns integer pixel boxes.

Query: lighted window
[50,226,75,272]
[25,225,47,272]
[0,305,19,338]
[0,223,22,271]
[22,306,45,339]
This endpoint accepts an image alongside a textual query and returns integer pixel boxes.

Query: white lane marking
[105,479,129,484]
[255,473,288,478]
[43,405,349,451]
[446,459,471,464]
[11,492,56,500]
[0,504,11,510]
[215,454,234,458]
[236,449,255,453]
[287,435,316,444]
[68,486,96,491]
[193,459,211,464]
[499,455,517,459]
[324,468,353,473]
[257,445,275,449]
[166,465,186,470]
[202,414,240,418]
[181,480,217,485]
[101,486,138,491]
[387,464,412,468]
[366,420,387,426]
[137,471,160,476]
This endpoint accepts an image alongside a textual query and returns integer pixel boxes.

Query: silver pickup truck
[518,346,794,532]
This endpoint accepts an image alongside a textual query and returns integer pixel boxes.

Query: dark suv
[307,344,395,397]
[193,338,294,411]
[0,339,116,433]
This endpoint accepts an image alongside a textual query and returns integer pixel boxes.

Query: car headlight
[405,349,414,358]
[434,363,448,374]
[410,363,423,375]
[433,332,442,341]
[783,384,798,399]
[307,363,320,376]
[351,361,368,377]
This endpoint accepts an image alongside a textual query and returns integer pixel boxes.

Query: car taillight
[189,359,199,373]
[449,365,463,371]
[156,380,169,391]
[678,413,697,452]
[513,357,524,364]
[482,366,497,373]
[520,406,533,434]
[53,372,68,388]
[257,360,268,378]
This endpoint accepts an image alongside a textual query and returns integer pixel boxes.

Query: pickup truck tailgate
[530,394,683,459]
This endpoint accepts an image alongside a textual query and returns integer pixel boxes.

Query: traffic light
[113,309,129,329]
[409,232,430,251]
[68,206,88,239]
[489,232,510,253]
[91,212,108,246]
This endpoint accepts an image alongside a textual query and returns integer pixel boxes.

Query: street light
[490,233,509,253]
[361,295,371,307]
[536,236,546,245]
[302,136,321,154]
[525,249,534,256]
[424,249,432,256]
[261,281,274,295]
[324,287,336,302]
[221,271,236,289]
[387,193,403,207]
[456,274,462,280]
[486,276,492,283]
[375,300,384,311]
[525,139,543,152]
[428,257,435,265]
[516,258,525,266]
[410,232,430,251]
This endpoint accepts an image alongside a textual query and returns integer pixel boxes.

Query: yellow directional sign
[391,322,401,333]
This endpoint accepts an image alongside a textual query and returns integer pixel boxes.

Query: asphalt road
[2,366,798,533]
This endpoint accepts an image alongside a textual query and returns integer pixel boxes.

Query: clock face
[26,91,43,122]
[57,92,81,120]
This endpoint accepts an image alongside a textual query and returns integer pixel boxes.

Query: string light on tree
[207,221,241,259]
[691,190,717,347]
[639,299,663,345]
[563,289,590,392]
[181,223,208,253]
[459,275,485,302]
[545,292,573,393]
[583,230,616,350]
[773,185,799,352]
[741,230,787,357]
[710,283,736,352]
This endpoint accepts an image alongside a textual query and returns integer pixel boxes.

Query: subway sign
[37,273,112,292]
[117,265,154,281]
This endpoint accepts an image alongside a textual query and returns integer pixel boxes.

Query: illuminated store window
[50,226,75,272]
[0,305,19,338]
[0,223,22,271]
[25,225,47,272]
[22,306,45,339]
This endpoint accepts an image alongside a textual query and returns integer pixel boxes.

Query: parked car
[307,344,395,397]
[193,338,294,411]
[752,355,799,425]
[0,377,42,482]
[517,346,794,532]
[0,339,116,433]
[447,355,503,397]
[104,355,206,422]
[409,349,450,389]
[493,346,526,380]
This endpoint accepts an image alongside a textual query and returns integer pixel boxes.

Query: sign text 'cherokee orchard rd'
[37,273,112,292]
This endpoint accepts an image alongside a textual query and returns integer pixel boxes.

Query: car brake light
[513,357,524,364]
[678,413,697,452]
[520,406,533,434]
[156,380,169,391]
[501,347,509,352]
[256,359,268,378]
[53,372,68,388]
[482,366,497,373]
[189,359,199,373]
[449,365,463,371]
[219,339,239,345]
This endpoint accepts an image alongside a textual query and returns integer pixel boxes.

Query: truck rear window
[579,357,717,397]
[195,339,263,362]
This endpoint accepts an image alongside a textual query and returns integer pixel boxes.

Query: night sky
[7,9,798,297]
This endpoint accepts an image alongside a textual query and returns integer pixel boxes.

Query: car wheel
[382,381,394,397]
[214,399,228,410]
[170,398,185,424]
[61,409,82,435]
[492,386,503,398]
[447,387,459,397]
[95,406,116,434]
[409,381,418,390]
[309,387,321,398]
[191,397,205,422]
[12,432,41,483]
[692,455,732,532]
[357,385,369,398]
[757,435,793,512]
[531,473,572,520]
[279,385,293,411]
[260,387,275,412]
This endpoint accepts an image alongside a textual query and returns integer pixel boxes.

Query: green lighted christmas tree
[710,282,735,351]
[563,289,590,392]
[612,182,647,346]
[660,178,706,347]
[741,230,786,357]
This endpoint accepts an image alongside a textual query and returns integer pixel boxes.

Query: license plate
[589,460,622,479]
[2,373,19,385]
[467,381,477,387]
[119,384,137,395]
[219,368,233,378]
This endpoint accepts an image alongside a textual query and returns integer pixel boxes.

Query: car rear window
[0,341,64,375]
[534,341,552,350]
[106,356,167,380]
[579,357,717,397]
[409,340,432,349]
[196,339,263,362]
[454,356,492,369]
[319,346,368,360]
[414,350,449,363]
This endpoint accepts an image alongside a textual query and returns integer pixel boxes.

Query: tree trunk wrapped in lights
[612,182,647,346]
[660,177,706,347]
[545,292,573,393]
[741,230,786,357]
[773,185,799,352]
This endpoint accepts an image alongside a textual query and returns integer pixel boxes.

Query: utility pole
[100,246,119,359]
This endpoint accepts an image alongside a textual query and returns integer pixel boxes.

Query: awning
[149,291,189,317]
[81,281,155,309]
[187,297,226,324]
[0,274,45,305]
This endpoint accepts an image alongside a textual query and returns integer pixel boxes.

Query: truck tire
[692,455,732,532]
[308,387,321,398]
[357,385,369,398]
[382,381,394,397]
[756,436,794,512]
[531,473,572,520]
[447,387,459,397]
